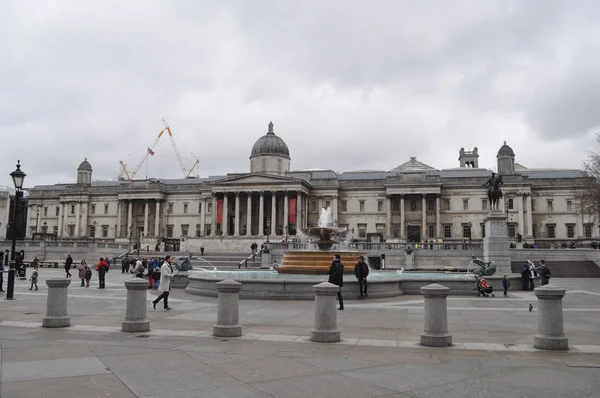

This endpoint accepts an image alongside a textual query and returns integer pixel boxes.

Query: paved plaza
[1,269,600,397]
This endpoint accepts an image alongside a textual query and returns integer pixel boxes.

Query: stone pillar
[154,200,160,238]
[420,283,452,347]
[116,200,122,238]
[526,193,533,238]
[283,192,289,233]
[386,195,392,238]
[122,279,150,332]
[42,279,71,328]
[436,195,441,239]
[271,192,277,234]
[213,279,242,337]
[296,193,302,233]
[223,194,229,235]
[310,282,341,343]
[127,200,133,236]
[246,193,252,236]
[143,201,149,238]
[331,195,337,225]
[74,202,81,237]
[421,194,427,239]
[80,202,88,237]
[517,193,524,237]
[483,211,511,273]
[400,195,405,239]
[259,192,264,236]
[233,192,241,236]
[200,197,206,237]
[211,193,217,236]
[533,285,569,350]
[25,205,32,237]
[57,202,64,237]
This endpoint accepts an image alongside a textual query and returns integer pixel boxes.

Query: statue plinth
[483,211,511,274]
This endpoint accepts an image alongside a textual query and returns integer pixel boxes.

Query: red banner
[289,198,297,224]
[216,199,223,224]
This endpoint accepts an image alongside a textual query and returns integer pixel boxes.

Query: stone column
[296,193,302,233]
[25,205,32,237]
[246,193,252,236]
[200,197,206,237]
[420,283,452,347]
[143,201,149,238]
[116,200,122,238]
[234,193,240,236]
[517,193,524,237]
[331,195,337,225]
[81,202,88,237]
[259,192,264,236]
[154,200,160,238]
[386,195,392,238]
[533,285,569,350]
[74,202,81,237]
[223,193,229,235]
[211,193,217,236]
[213,279,242,337]
[526,194,533,238]
[283,192,289,233]
[42,279,71,328]
[57,202,64,237]
[122,279,150,332]
[421,194,427,239]
[310,282,340,342]
[436,195,441,238]
[271,192,277,234]
[127,200,133,236]
[400,195,405,239]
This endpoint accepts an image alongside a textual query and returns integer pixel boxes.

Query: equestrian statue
[483,172,503,210]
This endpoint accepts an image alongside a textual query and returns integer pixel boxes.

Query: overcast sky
[2,0,600,189]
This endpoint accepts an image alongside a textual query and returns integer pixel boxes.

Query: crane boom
[119,129,165,180]
[163,119,199,178]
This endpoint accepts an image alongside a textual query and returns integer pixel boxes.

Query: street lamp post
[6,160,26,300]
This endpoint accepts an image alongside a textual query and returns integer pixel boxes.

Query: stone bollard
[42,279,71,328]
[213,280,242,337]
[310,282,341,343]
[533,285,569,350]
[122,279,150,332]
[420,283,452,347]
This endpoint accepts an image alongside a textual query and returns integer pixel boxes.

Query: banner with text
[289,198,297,224]
[216,199,223,224]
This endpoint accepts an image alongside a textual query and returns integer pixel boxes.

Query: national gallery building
[26,122,595,250]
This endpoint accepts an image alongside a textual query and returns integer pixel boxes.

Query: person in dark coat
[502,274,511,297]
[354,256,369,299]
[520,261,530,291]
[96,257,109,289]
[537,260,551,286]
[64,254,73,278]
[327,254,344,310]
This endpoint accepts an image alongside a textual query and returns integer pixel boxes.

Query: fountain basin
[278,251,365,274]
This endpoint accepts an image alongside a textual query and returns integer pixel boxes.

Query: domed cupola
[250,122,291,174]
[497,141,515,175]
[77,158,93,185]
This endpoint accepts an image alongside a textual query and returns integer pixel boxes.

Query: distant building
[26,123,597,250]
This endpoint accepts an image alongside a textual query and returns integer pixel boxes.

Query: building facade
[26,124,597,249]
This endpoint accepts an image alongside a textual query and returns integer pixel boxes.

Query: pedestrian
[152,264,161,289]
[152,255,174,311]
[520,261,530,291]
[538,260,551,286]
[96,257,109,289]
[84,265,92,287]
[528,261,537,291]
[29,269,39,290]
[354,255,369,299]
[121,257,129,273]
[147,262,155,288]
[200,246,205,256]
[64,254,73,278]
[78,260,87,287]
[502,274,510,297]
[134,259,145,278]
[31,257,39,271]
[327,254,344,310]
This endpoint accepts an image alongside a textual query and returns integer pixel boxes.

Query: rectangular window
[104,204,109,215]
[428,224,435,238]
[167,225,174,238]
[44,207,48,216]
[444,224,452,238]
[205,225,212,236]
[508,198,514,210]
[311,201,317,212]
[508,224,516,238]
[30,226,36,235]
[443,200,450,211]
[53,226,58,234]
[56,206,60,216]
[70,205,75,215]
[567,200,572,212]
[359,201,365,212]
[102,225,108,238]
[547,200,553,212]
[428,200,434,211]
[340,201,347,212]
[531,200,536,212]
[482,199,488,211]
[532,224,537,238]
[91,205,96,215]
[196,224,201,237]
[392,224,400,238]
[89,226,96,238]
[325,200,331,208]
[566,224,575,238]
[376,223,385,233]
[357,223,367,238]
[41,225,48,233]
[463,199,469,211]
[547,224,556,239]
[67,225,74,236]
[208,202,213,213]
[481,223,486,238]
[392,199,399,211]
[462,224,471,239]
[183,203,188,214]
[181,224,189,237]
[377,201,383,212]
[585,224,593,238]
[198,202,202,213]
[168,203,174,213]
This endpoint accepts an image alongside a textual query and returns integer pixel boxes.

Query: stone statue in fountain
[470,255,497,277]
[172,256,193,272]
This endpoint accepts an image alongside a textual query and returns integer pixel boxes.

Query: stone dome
[250,122,290,159]
[77,158,93,171]
[497,141,515,157]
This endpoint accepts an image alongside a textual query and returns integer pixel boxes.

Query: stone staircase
[191,252,258,269]
[511,261,600,278]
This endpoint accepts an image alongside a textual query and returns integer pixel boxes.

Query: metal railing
[238,248,263,268]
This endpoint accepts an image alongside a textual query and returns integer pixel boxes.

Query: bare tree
[577,134,600,227]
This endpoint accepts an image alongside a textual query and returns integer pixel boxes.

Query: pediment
[211,173,302,186]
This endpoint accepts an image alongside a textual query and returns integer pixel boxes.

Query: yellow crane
[119,120,199,180]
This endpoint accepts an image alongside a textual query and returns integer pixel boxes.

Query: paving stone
[2,356,111,382]
[0,374,135,398]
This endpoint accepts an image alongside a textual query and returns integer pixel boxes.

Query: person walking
[502,274,511,297]
[96,257,109,289]
[200,246,205,256]
[528,261,537,291]
[328,254,344,310]
[84,264,92,287]
[78,260,87,287]
[64,254,73,278]
[29,269,39,290]
[354,256,369,299]
[31,257,39,271]
[538,260,552,286]
[152,255,174,310]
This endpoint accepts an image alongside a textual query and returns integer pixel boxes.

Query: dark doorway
[407,226,421,242]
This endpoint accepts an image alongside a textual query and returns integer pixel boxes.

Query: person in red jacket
[96,258,109,289]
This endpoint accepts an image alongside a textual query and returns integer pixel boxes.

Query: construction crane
[119,121,199,180]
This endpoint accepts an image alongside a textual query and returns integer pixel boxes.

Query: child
[79,260,87,287]
[502,274,510,297]
[29,270,39,290]
[84,265,92,287]
[152,265,162,289]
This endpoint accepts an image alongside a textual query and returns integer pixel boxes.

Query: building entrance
[407,226,421,242]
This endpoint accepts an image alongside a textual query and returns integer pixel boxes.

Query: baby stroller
[476,276,494,297]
